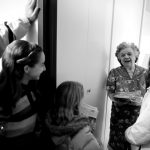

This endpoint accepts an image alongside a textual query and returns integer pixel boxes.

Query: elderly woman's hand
[25,0,40,24]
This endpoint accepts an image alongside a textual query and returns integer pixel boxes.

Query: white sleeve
[125,89,150,145]
[8,17,30,40]
[0,18,30,57]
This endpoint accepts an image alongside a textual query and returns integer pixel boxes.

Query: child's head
[54,81,84,123]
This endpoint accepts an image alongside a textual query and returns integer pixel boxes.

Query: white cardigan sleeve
[8,17,30,40]
[125,88,150,145]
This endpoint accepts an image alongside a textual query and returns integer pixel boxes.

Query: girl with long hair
[46,81,101,150]
[0,40,46,149]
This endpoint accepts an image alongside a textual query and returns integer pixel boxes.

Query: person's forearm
[8,18,31,40]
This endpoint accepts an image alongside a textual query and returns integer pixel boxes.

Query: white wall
[138,0,150,68]
[0,0,27,22]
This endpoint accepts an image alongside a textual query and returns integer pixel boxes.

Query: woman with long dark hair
[0,40,46,149]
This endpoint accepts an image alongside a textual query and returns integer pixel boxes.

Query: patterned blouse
[106,65,147,150]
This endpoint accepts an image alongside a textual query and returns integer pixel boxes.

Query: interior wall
[0,0,27,22]
[138,0,150,68]
[57,0,109,144]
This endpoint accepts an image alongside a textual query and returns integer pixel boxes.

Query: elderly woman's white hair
[115,42,140,65]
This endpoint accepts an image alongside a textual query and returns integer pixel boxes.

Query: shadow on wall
[85,43,108,145]
[94,71,107,144]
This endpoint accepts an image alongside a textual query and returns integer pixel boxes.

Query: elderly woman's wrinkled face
[118,47,136,68]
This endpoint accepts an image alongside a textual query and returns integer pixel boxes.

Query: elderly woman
[106,42,148,150]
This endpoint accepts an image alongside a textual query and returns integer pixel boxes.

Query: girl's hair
[51,81,84,125]
[0,40,43,115]
[115,42,140,65]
